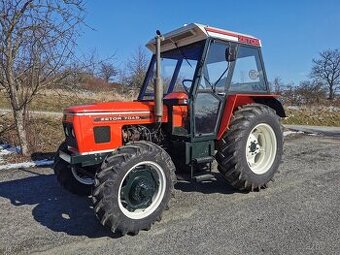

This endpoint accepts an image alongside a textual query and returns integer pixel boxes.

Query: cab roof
[146,23,262,53]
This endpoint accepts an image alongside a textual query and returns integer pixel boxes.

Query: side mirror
[225,45,237,62]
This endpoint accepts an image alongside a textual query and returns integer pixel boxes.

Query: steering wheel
[181,79,193,93]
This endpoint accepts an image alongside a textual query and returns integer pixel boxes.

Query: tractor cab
[139,23,269,136]
[140,24,266,101]
[137,24,276,171]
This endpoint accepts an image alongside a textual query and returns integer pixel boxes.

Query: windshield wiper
[212,63,229,92]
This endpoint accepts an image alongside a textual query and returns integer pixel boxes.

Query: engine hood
[64,101,157,114]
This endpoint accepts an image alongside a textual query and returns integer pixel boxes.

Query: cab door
[193,40,232,137]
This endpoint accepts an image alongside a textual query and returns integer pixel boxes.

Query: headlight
[63,113,74,123]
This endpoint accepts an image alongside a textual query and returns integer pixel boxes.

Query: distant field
[0,89,135,112]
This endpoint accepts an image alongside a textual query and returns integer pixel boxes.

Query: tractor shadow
[175,172,244,195]
[0,170,120,238]
[31,151,56,161]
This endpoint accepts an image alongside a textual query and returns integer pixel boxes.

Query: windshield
[139,41,205,99]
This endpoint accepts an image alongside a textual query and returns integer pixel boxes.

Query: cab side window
[199,42,229,92]
[230,46,266,92]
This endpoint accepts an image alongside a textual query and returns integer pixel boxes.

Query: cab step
[193,173,217,183]
[193,156,214,164]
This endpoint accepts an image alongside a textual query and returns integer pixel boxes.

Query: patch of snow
[0,161,35,170]
[0,144,10,150]
[0,144,13,164]
[283,130,304,137]
[0,149,13,156]
[0,159,54,170]
[0,143,54,170]
[35,159,54,166]
[307,133,317,136]
[286,106,300,110]
[0,144,21,154]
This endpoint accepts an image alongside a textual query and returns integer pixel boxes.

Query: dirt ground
[0,134,339,255]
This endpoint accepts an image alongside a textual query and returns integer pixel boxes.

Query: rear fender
[217,94,285,140]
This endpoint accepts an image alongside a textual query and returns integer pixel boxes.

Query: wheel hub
[121,168,159,212]
[248,134,261,156]
[130,178,156,206]
[249,141,258,153]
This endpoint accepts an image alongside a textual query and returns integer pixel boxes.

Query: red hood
[64,92,188,114]
[65,101,156,114]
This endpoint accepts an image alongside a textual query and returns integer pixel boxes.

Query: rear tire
[216,104,283,191]
[92,141,176,235]
[53,142,93,196]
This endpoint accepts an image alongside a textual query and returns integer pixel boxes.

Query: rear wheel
[92,141,176,235]
[53,142,94,196]
[216,104,283,191]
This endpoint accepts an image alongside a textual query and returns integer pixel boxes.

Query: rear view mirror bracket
[225,44,237,62]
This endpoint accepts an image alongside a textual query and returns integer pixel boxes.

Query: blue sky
[77,0,340,84]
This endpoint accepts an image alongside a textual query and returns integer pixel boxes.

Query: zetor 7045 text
[54,23,285,235]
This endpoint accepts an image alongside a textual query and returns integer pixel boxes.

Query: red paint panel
[205,27,260,47]
[172,105,188,127]
[217,94,279,140]
[65,101,156,114]
[205,27,239,38]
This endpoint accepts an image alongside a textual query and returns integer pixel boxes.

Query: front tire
[53,142,94,196]
[216,104,283,191]
[92,141,176,235]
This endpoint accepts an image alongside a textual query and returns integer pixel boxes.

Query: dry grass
[0,88,137,112]
[283,106,340,126]
[0,113,64,153]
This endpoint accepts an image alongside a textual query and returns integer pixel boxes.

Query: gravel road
[0,134,339,255]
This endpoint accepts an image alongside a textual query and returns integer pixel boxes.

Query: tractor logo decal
[94,115,150,122]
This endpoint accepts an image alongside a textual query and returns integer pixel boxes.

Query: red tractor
[54,23,285,235]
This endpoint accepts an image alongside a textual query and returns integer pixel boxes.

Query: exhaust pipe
[154,30,164,123]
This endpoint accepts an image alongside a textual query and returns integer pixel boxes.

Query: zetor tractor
[54,23,285,235]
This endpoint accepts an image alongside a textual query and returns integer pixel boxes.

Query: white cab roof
[146,23,261,53]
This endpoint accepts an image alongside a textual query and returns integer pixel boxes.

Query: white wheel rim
[246,123,277,175]
[71,167,94,185]
[118,161,166,220]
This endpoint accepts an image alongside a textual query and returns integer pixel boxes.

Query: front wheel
[53,142,94,196]
[216,104,283,191]
[92,141,176,235]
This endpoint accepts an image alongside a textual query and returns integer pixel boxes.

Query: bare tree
[270,76,283,94]
[100,62,117,83]
[295,80,326,105]
[0,0,84,155]
[311,49,340,100]
[281,80,326,105]
[125,46,149,89]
